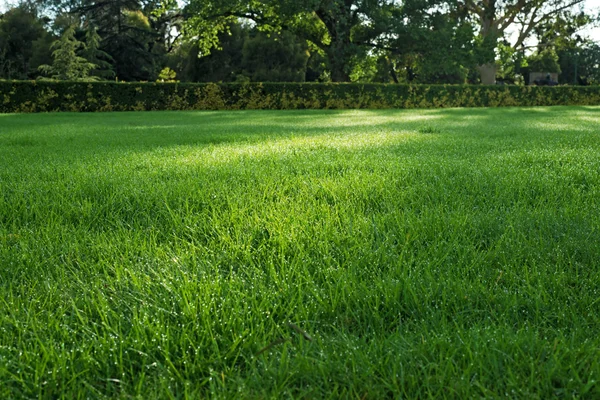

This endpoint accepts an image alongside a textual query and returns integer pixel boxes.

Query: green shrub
[1,80,599,113]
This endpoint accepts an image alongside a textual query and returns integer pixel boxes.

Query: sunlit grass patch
[175,129,424,167]
[0,107,599,398]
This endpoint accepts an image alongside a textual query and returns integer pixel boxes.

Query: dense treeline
[1,0,599,85]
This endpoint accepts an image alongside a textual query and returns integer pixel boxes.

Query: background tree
[157,66,177,81]
[0,5,54,79]
[347,0,475,84]
[75,0,161,80]
[179,22,248,82]
[463,0,589,84]
[82,25,115,79]
[2,0,599,84]
[175,23,310,83]
[393,1,476,84]
[532,10,593,84]
[38,24,96,80]
[574,42,600,85]
[241,30,309,82]
[495,40,526,84]
[526,47,561,73]
[183,0,403,82]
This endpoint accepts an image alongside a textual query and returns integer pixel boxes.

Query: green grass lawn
[1,107,599,398]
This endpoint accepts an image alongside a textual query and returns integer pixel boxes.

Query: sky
[582,0,600,41]
[0,0,599,42]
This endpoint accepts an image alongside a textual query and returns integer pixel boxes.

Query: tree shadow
[1,106,598,163]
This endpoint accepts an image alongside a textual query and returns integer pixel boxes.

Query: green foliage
[464,0,590,83]
[472,28,499,66]
[38,25,97,81]
[408,12,475,84]
[349,53,381,83]
[2,0,597,85]
[533,10,592,51]
[178,23,309,83]
[157,66,177,82]
[3,81,600,113]
[181,23,247,83]
[558,43,600,85]
[79,0,161,81]
[0,6,54,79]
[241,30,309,82]
[344,1,477,85]
[82,25,115,79]
[576,43,600,85]
[527,48,562,73]
[182,0,455,82]
[496,42,526,84]
[305,44,329,82]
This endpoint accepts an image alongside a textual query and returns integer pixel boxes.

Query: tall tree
[75,0,161,80]
[0,5,53,79]
[177,22,310,82]
[81,25,115,79]
[463,0,587,84]
[242,30,309,82]
[183,0,400,82]
[385,0,476,84]
[531,9,591,84]
[574,43,600,85]
[181,22,247,82]
[346,0,475,84]
[38,24,96,80]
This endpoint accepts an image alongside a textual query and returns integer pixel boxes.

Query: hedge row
[1,81,600,112]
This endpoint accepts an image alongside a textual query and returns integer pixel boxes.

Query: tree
[183,0,401,82]
[495,40,526,84]
[556,41,600,85]
[527,47,561,73]
[38,24,96,80]
[390,1,476,84]
[463,0,587,84]
[346,0,475,84]
[157,66,176,81]
[529,9,592,84]
[81,25,115,79]
[0,5,54,79]
[300,0,398,82]
[242,30,309,82]
[176,22,309,83]
[576,43,600,85]
[75,0,161,81]
[180,22,248,82]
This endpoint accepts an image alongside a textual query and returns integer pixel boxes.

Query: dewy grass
[1,107,599,398]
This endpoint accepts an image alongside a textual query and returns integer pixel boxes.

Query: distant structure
[530,72,559,86]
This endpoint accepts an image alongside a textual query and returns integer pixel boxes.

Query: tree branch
[353,40,399,53]
[166,32,182,53]
[511,0,584,49]
[464,0,484,18]
[540,0,586,19]
[513,6,540,49]
[497,0,527,33]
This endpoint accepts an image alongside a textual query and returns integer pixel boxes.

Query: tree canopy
[1,0,598,84]
[38,25,97,80]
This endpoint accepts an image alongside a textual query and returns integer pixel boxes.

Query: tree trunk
[474,1,499,85]
[477,63,497,85]
[327,50,350,82]
[389,61,399,84]
[315,6,353,82]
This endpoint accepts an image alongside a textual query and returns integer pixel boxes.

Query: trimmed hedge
[1,80,600,112]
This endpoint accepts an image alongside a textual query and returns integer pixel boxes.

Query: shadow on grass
[0,106,598,164]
